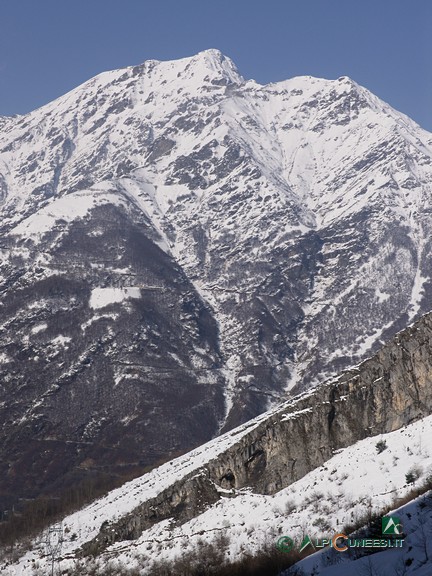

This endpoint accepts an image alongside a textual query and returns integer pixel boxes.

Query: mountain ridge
[1,50,432,511]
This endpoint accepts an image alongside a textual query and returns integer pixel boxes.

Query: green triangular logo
[382,516,402,535]
[299,534,315,553]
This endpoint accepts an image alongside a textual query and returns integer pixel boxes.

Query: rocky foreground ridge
[57,311,432,558]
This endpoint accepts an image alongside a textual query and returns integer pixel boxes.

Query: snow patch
[51,335,72,347]
[89,287,141,309]
[375,288,390,303]
[0,352,11,364]
[11,190,127,238]
[31,322,47,334]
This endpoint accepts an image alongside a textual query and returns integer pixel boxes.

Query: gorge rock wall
[84,312,432,555]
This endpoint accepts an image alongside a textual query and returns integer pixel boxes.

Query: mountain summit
[1,51,432,510]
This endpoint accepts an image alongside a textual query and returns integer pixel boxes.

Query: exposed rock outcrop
[84,311,432,554]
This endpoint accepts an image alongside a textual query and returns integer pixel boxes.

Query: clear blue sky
[1,0,431,130]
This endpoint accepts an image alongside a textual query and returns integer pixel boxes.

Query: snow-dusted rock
[5,309,432,575]
[1,50,432,509]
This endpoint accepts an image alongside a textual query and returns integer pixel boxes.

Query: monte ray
[1,49,432,510]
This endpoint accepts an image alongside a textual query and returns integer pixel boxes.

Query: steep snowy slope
[4,308,432,574]
[1,49,432,509]
[5,419,432,575]
[293,490,432,575]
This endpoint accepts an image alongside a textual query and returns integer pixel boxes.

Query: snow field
[6,411,432,574]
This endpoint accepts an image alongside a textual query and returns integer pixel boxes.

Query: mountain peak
[192,48,243,84]
[192,48,234,68]
[2,47,432,545]
[135,49,244,88]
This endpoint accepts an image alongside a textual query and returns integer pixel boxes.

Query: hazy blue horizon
[1,0,431,130]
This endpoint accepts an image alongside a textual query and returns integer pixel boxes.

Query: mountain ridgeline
[1,49,432,510]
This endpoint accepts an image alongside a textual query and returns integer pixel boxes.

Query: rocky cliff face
[83,311,432,554]
[1,49,432,509]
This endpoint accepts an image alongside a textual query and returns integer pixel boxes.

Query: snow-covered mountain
[1,49,432,509]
